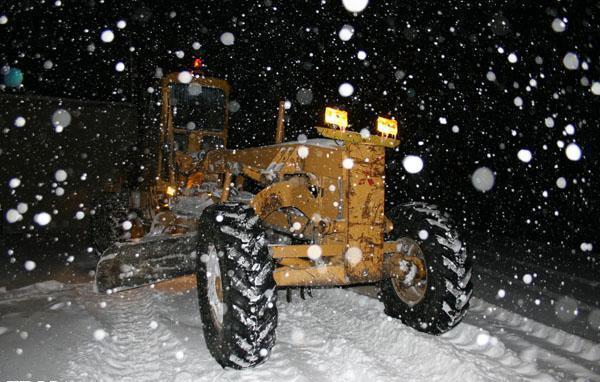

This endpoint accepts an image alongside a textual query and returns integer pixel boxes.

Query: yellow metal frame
[147,71,416,289]
[203,127,410,287]
[316,126,400,148]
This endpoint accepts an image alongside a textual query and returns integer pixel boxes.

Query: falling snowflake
[562,52,579,70]
[338,24,355,41]
[342,158,354,169]
[51,109,72,132]
[402,155,424,174]
[100,29,114,43]
[297,145,309,159]
[54,169,67,182]
[307,245,322,260]
[14,116,26,127]
[565,143,582,161]
[342,0,369,13]
[177,71,192,84]
[517,149,532,163]
[345,247,363,266]
[34,212,52,226]
[93,329,108,341]
[551,18,566,32]
[471,167,495,192]
[220,32,235,46]
[338,82,354,97]
[24,261,36,271]
[9,178,21,188]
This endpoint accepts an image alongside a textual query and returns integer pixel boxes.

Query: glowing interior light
[376,116,398,139]
[324,107,348,131]
[166,186,176,197]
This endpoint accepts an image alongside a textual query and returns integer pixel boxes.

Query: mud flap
[94,233,198,293]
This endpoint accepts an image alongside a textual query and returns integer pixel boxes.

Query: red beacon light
[192,58,203,70]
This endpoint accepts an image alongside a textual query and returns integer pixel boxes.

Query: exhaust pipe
[275,100,286,144]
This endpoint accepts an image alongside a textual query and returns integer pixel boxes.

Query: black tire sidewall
[196,204,277,368]
[196,219,232,362]
[381,202,470,334]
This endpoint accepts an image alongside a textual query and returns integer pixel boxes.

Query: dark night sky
[1,0,599,251]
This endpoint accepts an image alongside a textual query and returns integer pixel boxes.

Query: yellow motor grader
[93,69,473,369]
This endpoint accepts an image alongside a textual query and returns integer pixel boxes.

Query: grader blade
[94,233,198,293]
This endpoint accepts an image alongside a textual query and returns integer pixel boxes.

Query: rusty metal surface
[344,143,387,283]
[270,244,345,259]
[275,100,286,144]
[274,264,348,287]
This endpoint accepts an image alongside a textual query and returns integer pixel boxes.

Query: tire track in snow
[48,283,598,382]
[470,298,600,363]
[474,262,599,342]
[355,286,596,381]
[275,306,399,382]
[66,287,187,381]
[441,322,556,381]
[279,289,533,382]
[463,298,600,381]
[153,289,321,382]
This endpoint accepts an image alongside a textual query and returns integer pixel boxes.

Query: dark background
[1,0,598,254]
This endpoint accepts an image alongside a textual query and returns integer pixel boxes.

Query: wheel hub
[391,238,428,307]
[206,245,224,327]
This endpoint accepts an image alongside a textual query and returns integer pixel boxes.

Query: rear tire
[196,203,278,369]
[380,202,472,334]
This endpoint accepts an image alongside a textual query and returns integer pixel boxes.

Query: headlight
[325,107,348,131]
[376,117,398,139]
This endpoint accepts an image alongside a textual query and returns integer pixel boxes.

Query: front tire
[380,202,473,334]
[196,203,278,369]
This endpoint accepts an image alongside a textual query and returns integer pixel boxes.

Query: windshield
[169,83,226,132]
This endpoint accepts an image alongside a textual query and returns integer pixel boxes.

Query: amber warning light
[193,58,203,69]
[324,107,348,131]
[376,117,398,139]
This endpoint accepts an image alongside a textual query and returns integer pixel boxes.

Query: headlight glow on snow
[324,107,348,130]
[376,116,398,139]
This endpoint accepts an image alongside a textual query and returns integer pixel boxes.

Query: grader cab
[93,71,473,369]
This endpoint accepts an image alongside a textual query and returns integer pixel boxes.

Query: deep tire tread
[196,203,277,369]
[380,202,473,334]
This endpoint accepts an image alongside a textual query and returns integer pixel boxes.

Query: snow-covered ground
[0,280,598,382]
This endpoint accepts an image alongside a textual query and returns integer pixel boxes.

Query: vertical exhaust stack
[275,100,286,144]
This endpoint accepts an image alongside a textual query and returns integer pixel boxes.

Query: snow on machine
[93,67,473,368]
